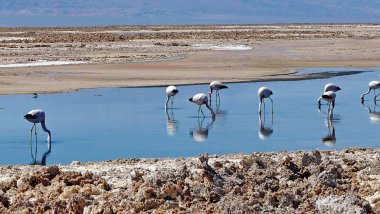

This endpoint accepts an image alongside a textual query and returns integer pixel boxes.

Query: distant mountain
[1,0,379,27]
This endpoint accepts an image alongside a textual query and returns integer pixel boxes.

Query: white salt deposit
[0,60,87,68]
[0,37,33,41]
[193,44,252,51]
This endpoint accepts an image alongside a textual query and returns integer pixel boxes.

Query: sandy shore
[0,148,379,213]
[0,24,379,94]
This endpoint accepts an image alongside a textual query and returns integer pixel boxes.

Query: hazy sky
[1,0,379,27]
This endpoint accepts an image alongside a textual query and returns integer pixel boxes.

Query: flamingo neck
[204,101,215,116]
[361,88,371,99]
[41,120,51,142]
[317,96,322,105]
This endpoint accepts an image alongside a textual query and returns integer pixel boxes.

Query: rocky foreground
[0,149,379,213]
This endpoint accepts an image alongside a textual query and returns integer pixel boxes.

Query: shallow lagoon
[0,68,379,165]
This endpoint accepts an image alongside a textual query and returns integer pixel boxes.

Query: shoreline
[0,51,379,95]
[0,148,379,212]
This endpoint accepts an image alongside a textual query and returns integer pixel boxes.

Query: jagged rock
[301,150,322,167]
[316,195,371,214]
[0,149,378,213]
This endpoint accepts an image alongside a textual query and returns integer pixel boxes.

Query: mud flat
[0,148,379,213]
[0,24,379,94]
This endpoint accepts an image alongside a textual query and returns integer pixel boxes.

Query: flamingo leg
[198,105,201,116]
[258,97,263,114]
[34,123,38,149]
[258,100,262,114]
[30,124,35,160]
[375,89,379,101]
[165,96,170,109]
[328,107,334,118]
[171,96,174,108]
[269,97,274,114]
[35,125,38,163]
[200,108,205,117]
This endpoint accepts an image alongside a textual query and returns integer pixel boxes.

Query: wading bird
[319,91,336,117]
[318,83,341,107]
[258,87,273,114]
[189,93,215,117]
[209,81,228,103]
[24,109,51,142]
[360,81,380,103]
[165,85,179,109]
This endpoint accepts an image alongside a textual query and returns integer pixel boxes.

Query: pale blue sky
[1,0,379,27]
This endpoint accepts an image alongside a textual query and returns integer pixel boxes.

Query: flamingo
[258,87,273,114]
[189,93,215,117]
[209,81,228,103]
[360,81,380,103]
[319,91,336,117]
[165,85,179,109]
[24,109,51,142]
[317,83,341,107]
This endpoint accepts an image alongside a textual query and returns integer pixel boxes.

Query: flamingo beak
[188,98,193,102]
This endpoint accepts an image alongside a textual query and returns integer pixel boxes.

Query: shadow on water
[362,101,380,123]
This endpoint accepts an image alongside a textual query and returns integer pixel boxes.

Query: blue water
[1,68,380,165]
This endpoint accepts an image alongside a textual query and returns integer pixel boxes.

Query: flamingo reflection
[362,102,380,123]
[30,137,52,165]
[319,107,340,146]
[190,117,215,142]
[258,112,273,140]
[322,118,336,146]
[165,108,178,136]
[212,101,228,120]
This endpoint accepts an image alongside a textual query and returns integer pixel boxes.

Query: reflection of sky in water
[0,68,380,165]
